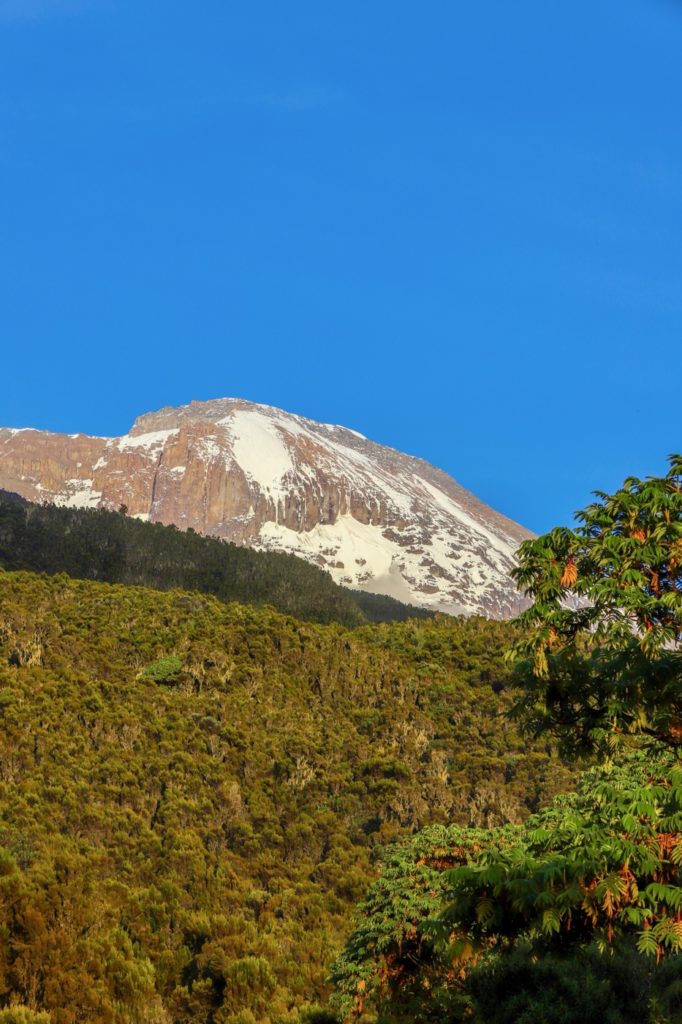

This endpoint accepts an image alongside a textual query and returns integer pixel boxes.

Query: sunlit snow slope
[0,399,533,617]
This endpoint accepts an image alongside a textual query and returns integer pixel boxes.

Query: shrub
[141,654,183,684]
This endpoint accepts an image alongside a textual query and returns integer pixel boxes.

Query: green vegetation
[333,455,682,1022]
[0,491,428,628]
[0,1011,52,1024]
[333,754,682,1021]
[348,591,432,625]
[141,655,184,684]
[0,571,570,1022]
[511,452,682,755]
[5,458,678,1021]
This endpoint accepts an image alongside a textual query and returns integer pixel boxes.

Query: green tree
[332,456,682,1022]
[332,756,682,1021]
[511,453,682,755]
[437,457,682,966]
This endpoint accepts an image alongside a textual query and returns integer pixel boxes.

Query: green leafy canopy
[511,453,682,755]
[332,455,682,1023]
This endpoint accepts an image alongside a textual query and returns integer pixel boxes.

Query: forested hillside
[0,492,429,627]
[332,456,682,1024]
[0,571,571,1023]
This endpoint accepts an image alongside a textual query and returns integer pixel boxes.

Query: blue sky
[1,0,680,532]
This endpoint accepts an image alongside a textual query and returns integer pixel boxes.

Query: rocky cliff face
[0,399,533,617]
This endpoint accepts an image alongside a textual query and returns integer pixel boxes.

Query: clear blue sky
[1,0,681,532]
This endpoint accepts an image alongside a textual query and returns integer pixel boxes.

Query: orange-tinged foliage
[0,570,572,1023]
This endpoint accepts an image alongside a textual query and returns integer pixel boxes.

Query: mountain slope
[0,489,430,626]
[0,399,532,617]
[0,570,572,1022]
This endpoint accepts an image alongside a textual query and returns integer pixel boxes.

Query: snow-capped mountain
[0,398,533,617]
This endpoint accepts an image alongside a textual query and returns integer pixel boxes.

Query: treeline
[0,570,572,1023]
[0,491,429,627]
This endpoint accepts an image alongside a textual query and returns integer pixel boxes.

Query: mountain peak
[0,399,532,617]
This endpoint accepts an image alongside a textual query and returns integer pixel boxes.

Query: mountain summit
[0,399,532,617]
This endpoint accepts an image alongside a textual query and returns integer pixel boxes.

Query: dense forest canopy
[0,492,430,628]
[3,457,679,1022]
[334,455,682,1023]
[0,571,570,1023]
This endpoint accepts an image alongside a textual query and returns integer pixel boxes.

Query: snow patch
[56,479,102,510]
[256,514,502,614]
[259,515,395,580]
[117,429,179,452]
[320,422,367,440]
[223,409,295,501]
[195,437,224,462]
[417,479,516,562]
